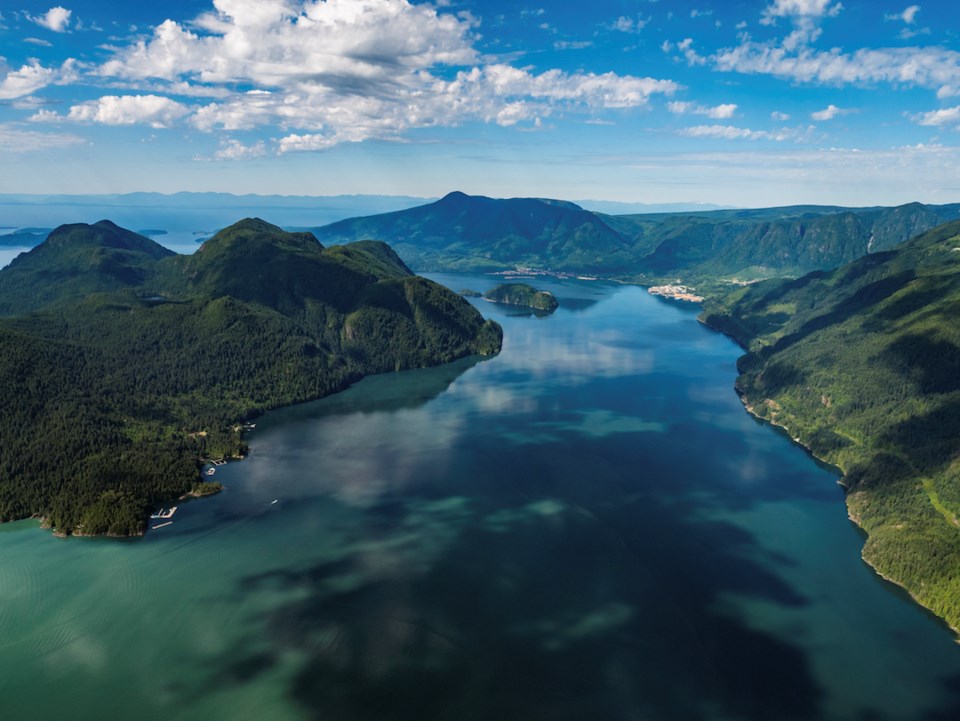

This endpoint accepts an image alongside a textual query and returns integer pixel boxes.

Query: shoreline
[737,393,960,641]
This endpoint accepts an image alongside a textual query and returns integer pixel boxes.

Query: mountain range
[313,192,960,285]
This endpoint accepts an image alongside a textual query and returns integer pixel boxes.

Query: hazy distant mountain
[0,218,500,535]
[0,192,431,234]
[0,228,50,247]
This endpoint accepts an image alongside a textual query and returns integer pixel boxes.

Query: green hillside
[0,219,501,536]
[313,193,960,288]
[313,191,635,273]
[701,220,960,630]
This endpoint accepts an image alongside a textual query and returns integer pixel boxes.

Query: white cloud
[811,103,849,120]
[759,0,842,49]
[85,1,677,149]
[713,42,960,98]
[679,123,809,141]
[668,101,737,119]
[886,5,920,24]
[772,110,791,120]
[0,123,84,152]
[214,138,267,159]
[611,15,648,33]
[675,38,707,66]
[277,132,345,153]
[554,40,592,50]
[24,38,53,47]
[100,1,480,85]
[913,106,960,127]
[0,60,71,100]
[41,95,191,128]
[30,6,72,33]
[760,0,843,24]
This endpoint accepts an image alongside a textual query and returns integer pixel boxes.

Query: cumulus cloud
[98,1,480,84]
[668,101,737,119]
[0,59,75,99]
[29,6,72,33]
[665,37,708,66]
[611,15,649,33]
[886,5,920,24]
[760,0,843,24]
[84,0,677,151]
[811,103,850,120]
[214,138,267,159]
[913,106,960,127]
[759,0,843,50]
[35,95,191,128]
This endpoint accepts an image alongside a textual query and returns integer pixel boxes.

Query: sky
[3,0,960,206]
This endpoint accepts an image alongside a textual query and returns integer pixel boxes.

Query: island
[0,218,502,536]
[483,282,559,312]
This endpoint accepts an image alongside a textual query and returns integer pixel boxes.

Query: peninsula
[0,219,502,536]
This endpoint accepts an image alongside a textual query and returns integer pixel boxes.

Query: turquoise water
[2,274,960,720]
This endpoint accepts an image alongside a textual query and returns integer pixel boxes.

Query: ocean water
[2,274,959,721]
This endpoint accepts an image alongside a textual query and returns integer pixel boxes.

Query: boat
[206,468,216,476]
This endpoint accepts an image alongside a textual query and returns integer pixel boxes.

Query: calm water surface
[2,273,959,721]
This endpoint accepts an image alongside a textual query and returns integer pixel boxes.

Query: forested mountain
[0,219,502,536]
[0,220,173,315]
[313,193,960,286]
[701,220,960,630]
[313,191,635,273]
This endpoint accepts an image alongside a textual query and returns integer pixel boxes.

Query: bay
[2,273,960,720]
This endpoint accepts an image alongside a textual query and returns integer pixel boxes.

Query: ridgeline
[312,191,960,287]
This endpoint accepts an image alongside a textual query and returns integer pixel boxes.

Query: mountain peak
[198,218,323,257]
[44,221,173,259]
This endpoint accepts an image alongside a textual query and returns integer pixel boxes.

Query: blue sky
[3,0,960,206]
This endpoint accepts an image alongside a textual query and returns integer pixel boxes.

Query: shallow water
[2,274,959,721]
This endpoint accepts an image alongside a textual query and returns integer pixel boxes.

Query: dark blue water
[1,274,959,721]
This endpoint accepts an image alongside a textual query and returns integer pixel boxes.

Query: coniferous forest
[0,218,502,535]
[702,220,960,630]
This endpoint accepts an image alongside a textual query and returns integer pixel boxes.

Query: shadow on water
[212,430,829,721]
[259,354,487,425]
[176,284,960,721]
